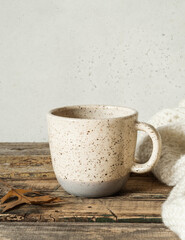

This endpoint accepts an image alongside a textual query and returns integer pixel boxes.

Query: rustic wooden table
[0,143,179,240]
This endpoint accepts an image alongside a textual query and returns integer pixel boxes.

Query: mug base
[57,175,129,197]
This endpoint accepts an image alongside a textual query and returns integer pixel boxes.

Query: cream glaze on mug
[47,105,161,197]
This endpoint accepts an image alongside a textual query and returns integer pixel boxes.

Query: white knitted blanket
[137,99,185,240]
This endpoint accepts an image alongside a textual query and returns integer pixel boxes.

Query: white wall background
[0,0,184,142]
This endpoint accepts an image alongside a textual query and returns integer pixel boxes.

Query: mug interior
[49,105,137,120]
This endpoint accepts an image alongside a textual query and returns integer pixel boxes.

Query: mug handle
[131,122,162,174]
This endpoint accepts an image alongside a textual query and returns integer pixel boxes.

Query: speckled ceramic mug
[47,105,161,197]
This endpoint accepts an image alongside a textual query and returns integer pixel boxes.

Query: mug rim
[47,105,138,121]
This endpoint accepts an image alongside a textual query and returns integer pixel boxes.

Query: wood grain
[0,222,179,240]
[0,143,172,223]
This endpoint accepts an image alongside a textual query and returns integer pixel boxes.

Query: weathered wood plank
[0,143,171,223]
[0,176,171,222]
[0,143,52,179]
[0,175,170,195]
[0,194,163,222]
[0,143,49,155]
[0,222,179,240]
[0,155,54,179]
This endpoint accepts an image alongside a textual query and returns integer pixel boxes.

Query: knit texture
[137,100,185,240]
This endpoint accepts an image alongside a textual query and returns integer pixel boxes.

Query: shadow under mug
[47,105,162,197]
